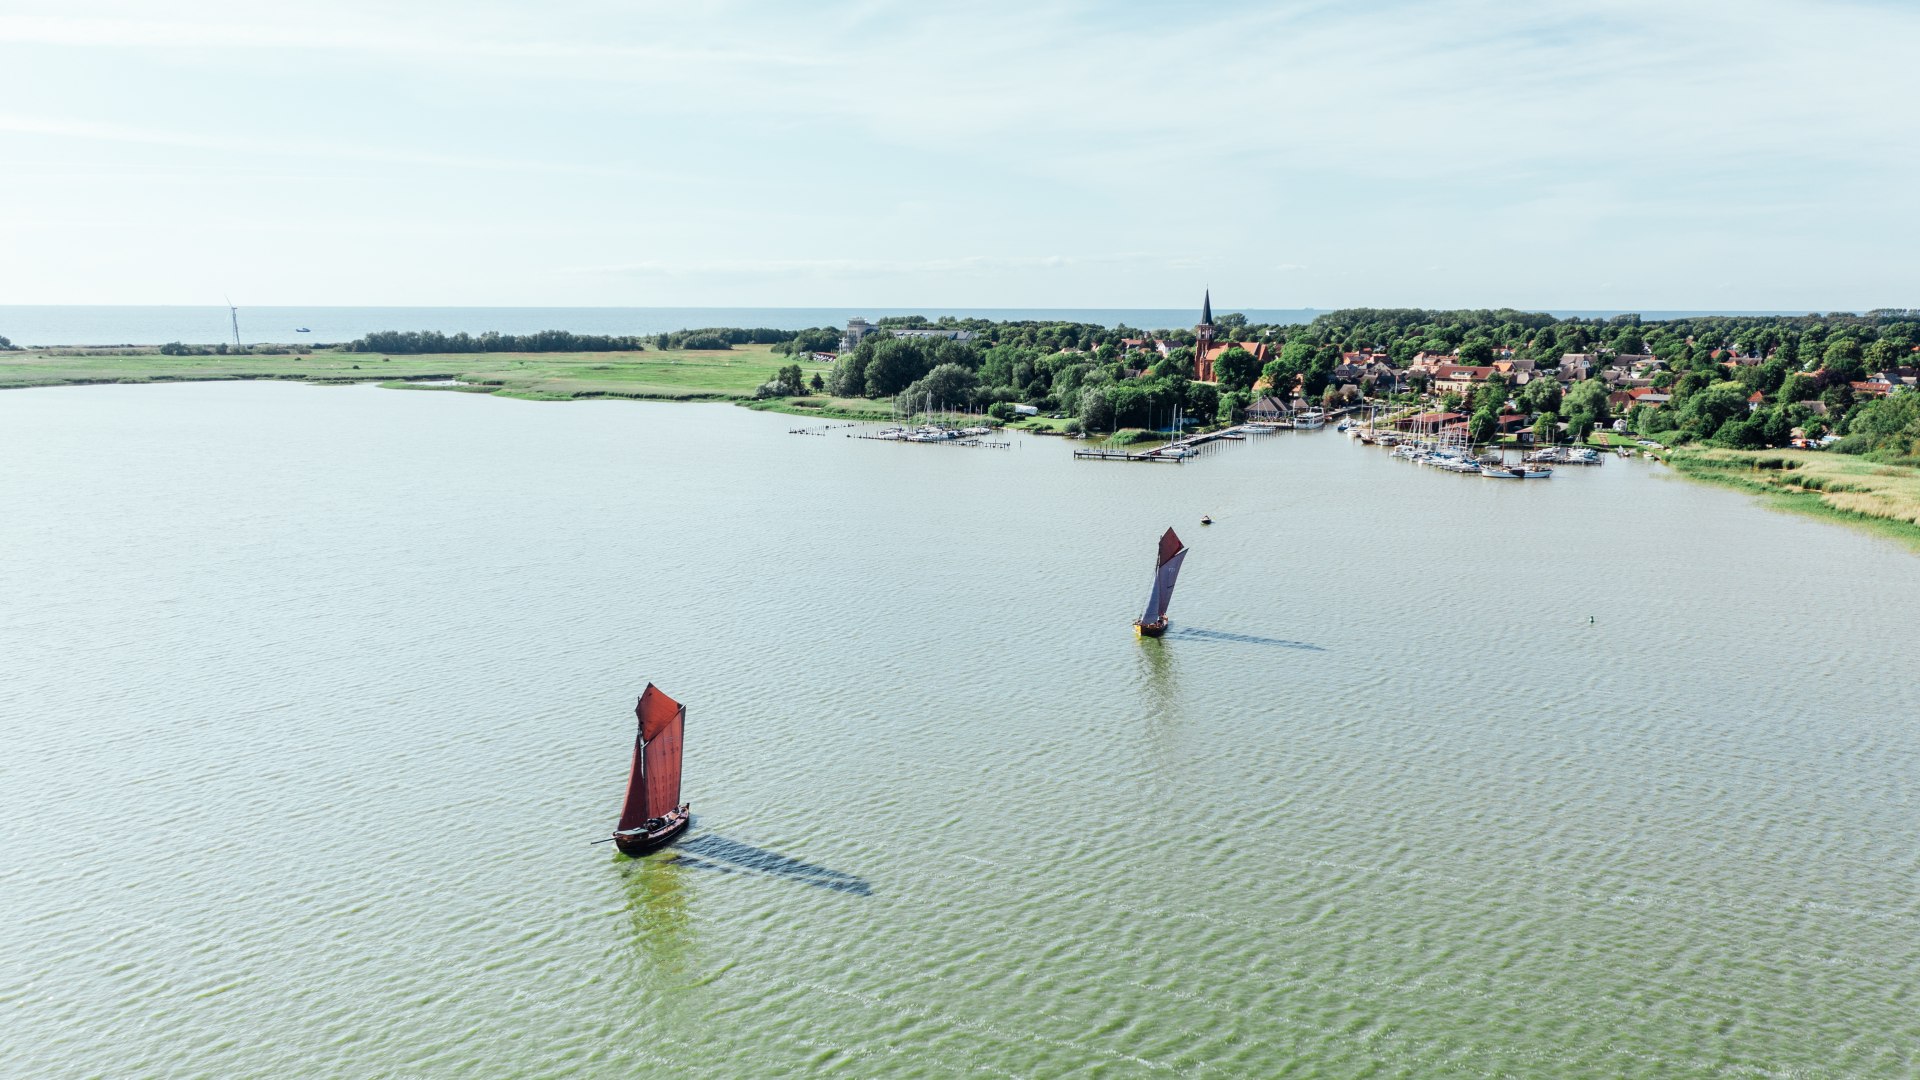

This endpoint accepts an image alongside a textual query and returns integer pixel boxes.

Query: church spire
[1201,289,1213,326]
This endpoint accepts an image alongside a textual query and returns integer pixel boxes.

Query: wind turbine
[225,295,240,347]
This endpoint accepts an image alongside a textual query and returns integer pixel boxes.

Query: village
[797,297,1918,473]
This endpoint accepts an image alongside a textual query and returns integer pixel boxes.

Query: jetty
[1073,425,1255,463]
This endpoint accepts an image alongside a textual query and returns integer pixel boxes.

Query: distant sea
[0,305,1810,347]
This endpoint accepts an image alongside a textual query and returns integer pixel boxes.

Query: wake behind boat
[609,684,690,856]
[1133,528,1188,638]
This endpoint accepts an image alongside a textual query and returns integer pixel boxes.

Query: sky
[1,0,1915,309]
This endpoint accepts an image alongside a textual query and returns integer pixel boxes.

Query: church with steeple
[1191,289,1266,382]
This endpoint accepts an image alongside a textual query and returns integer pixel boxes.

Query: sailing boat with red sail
[1133,527,1189,638]
[612,684,691,856]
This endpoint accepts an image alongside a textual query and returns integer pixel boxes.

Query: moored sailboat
[1133,528,1189,638]
[612,684,691,856]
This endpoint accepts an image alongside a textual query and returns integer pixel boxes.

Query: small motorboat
[1200,515,1213,525]
[294,326,311,333]
[1133,528,1188,638]
[608,684,691,857]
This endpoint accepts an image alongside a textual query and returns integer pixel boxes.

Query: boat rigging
[1133,528,1188,638]
[604,684,691,856]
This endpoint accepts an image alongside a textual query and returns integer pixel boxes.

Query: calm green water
[3,383,1917,1078]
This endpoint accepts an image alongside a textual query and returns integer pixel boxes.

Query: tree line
[654,326,801,350]
[343,330,651,354]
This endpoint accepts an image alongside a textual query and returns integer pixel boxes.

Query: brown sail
[613,684,691,855]
[640,703,684,821]
[1134,527,1189,637]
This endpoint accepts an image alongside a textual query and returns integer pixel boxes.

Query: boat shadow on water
[660,832,873,896]
[1164,626,1326,651]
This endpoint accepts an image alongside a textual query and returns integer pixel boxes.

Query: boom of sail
[1135,528,1188,636]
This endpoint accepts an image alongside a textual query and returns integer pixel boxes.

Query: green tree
[1847,393,1920,454]
[1517,378,1562,414]
[1777,373,1816,404]
[863,339,937,397]
[1681,381,1751,441]
[1822,337,1864,382]
[1217,388,1252,424]
[1568,410,1595,443]
[1470,374,1510,415]
[1468,409,1497,444]
[1532,411,1560,444]
[1714,416,1766,448]
[1457,339,1494,364]
[1760,405,1795,446]
[1078,385,1115,431]
[1564,378,1612,424]
[897,362,978,413]
[1149,351,1187,380]
[774,363,805,396]
[809,371,825,392]
[1211,346,1262,392]
[1184,381,1219,426]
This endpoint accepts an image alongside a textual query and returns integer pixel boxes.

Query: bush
[986,402,1015,421]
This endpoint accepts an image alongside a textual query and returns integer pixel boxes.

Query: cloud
[0,12,813,69]
[1,0,1916,306]
[577,253,1215,278]
[0,113,631,176]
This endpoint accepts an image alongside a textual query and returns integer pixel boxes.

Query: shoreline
[0,343,825,403]
[1666,448,1920,552]
[12,347,1919,556]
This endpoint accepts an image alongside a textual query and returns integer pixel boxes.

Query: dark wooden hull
[613,806,690,857]
[1135,619,1168,638]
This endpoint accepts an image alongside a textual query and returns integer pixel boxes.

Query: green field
[0,344,827,402]
[1669,447,1920,550]
[742,394,902,421]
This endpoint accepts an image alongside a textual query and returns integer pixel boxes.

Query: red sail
[1157,528,1184,568]
[641,706,685,821]
[638,684,682,742]
[619,684,685,831]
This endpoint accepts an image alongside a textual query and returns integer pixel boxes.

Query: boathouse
[1246,394,1292,422]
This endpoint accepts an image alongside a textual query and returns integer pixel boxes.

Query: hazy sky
[2,0,1915,309]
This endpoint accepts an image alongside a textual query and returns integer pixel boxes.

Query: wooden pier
[1072,425,1256,463]
[1073,446,1186,463]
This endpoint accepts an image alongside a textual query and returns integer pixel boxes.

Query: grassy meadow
[0,344,828,402]
[1668,447,1920,550]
